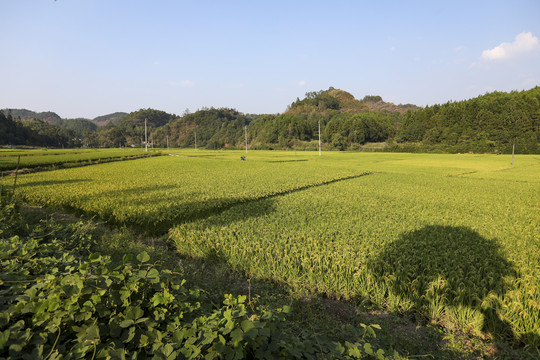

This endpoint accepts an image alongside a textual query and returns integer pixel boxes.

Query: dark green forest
[398,88,540,153]
[2,86,539,153]
[0,111,77,148]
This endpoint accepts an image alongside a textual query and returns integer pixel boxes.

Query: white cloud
[481,32,540,61]
[298,80,306,86]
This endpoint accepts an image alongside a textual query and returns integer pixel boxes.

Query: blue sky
[1,0,539,119]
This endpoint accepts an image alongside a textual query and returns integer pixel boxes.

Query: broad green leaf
[229,328,244,346]
[136,251,150,263]
[125,306,144,321]
[364,342,374,355]
[0,330,10,350]
[119,319,134,328]
[240,320,258,338]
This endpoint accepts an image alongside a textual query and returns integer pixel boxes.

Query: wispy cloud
[169,80,194,87]
[298,80,306,86]
[481,32,539,61]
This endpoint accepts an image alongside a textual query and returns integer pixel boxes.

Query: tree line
[2,87,539,153]
[398,87,539,153]
[0,110,77,147]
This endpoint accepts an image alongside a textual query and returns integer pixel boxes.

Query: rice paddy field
[2,149,539,351]
[0,148,152,171]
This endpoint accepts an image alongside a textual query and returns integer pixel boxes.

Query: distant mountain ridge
[1,109,62,123]
[3,89,413,128]
[91,112,128,127]
[1,109,128,127]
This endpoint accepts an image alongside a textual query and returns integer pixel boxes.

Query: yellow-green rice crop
[170,152,540,348]
[3,150,539,349]
[5,152,367,233]
[0,148,153,171]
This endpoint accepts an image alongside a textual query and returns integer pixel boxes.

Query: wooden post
[318,120,321,156]
[244,125,248,154]
[12,155,20,198]
[144,118,148,152]
[511,141,515,165]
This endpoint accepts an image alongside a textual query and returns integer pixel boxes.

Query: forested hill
[91,112,128,127]
[398,86,540,153]
[2,87,539,153]
[50,118,97,137]
[285,88,418,115]
[1,109,128,128]
[362,95,419,114]
[1,109,61,123]
[247,89,407,150]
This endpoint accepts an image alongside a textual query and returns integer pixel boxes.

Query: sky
[1,0,539,119]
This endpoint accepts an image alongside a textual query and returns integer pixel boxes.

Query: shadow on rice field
[369,225,521,345]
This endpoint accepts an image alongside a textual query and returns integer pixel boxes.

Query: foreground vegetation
[1,150,539,358]
[0,199,390,359]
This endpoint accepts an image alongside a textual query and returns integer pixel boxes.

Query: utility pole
[166,135,169,150]
[511,141,515,165]
[244,125,248,154]
[318,119,321,156]
[144,118,148,152]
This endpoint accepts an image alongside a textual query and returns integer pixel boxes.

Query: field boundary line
[177,172,377,226]
[1,153,162,175]
[167,153,227,160]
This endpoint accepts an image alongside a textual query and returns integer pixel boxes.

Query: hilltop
[92,112,128,127]
[1,109,128,127]
[362,95,419,114]
[1,109,62,123]
[286,88,419,116]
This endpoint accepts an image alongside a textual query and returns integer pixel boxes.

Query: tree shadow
[96,187,277,235]
[33,174,372,235]
[368,225,518,343]
[265,160,309,163]
[17,179,91,187]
